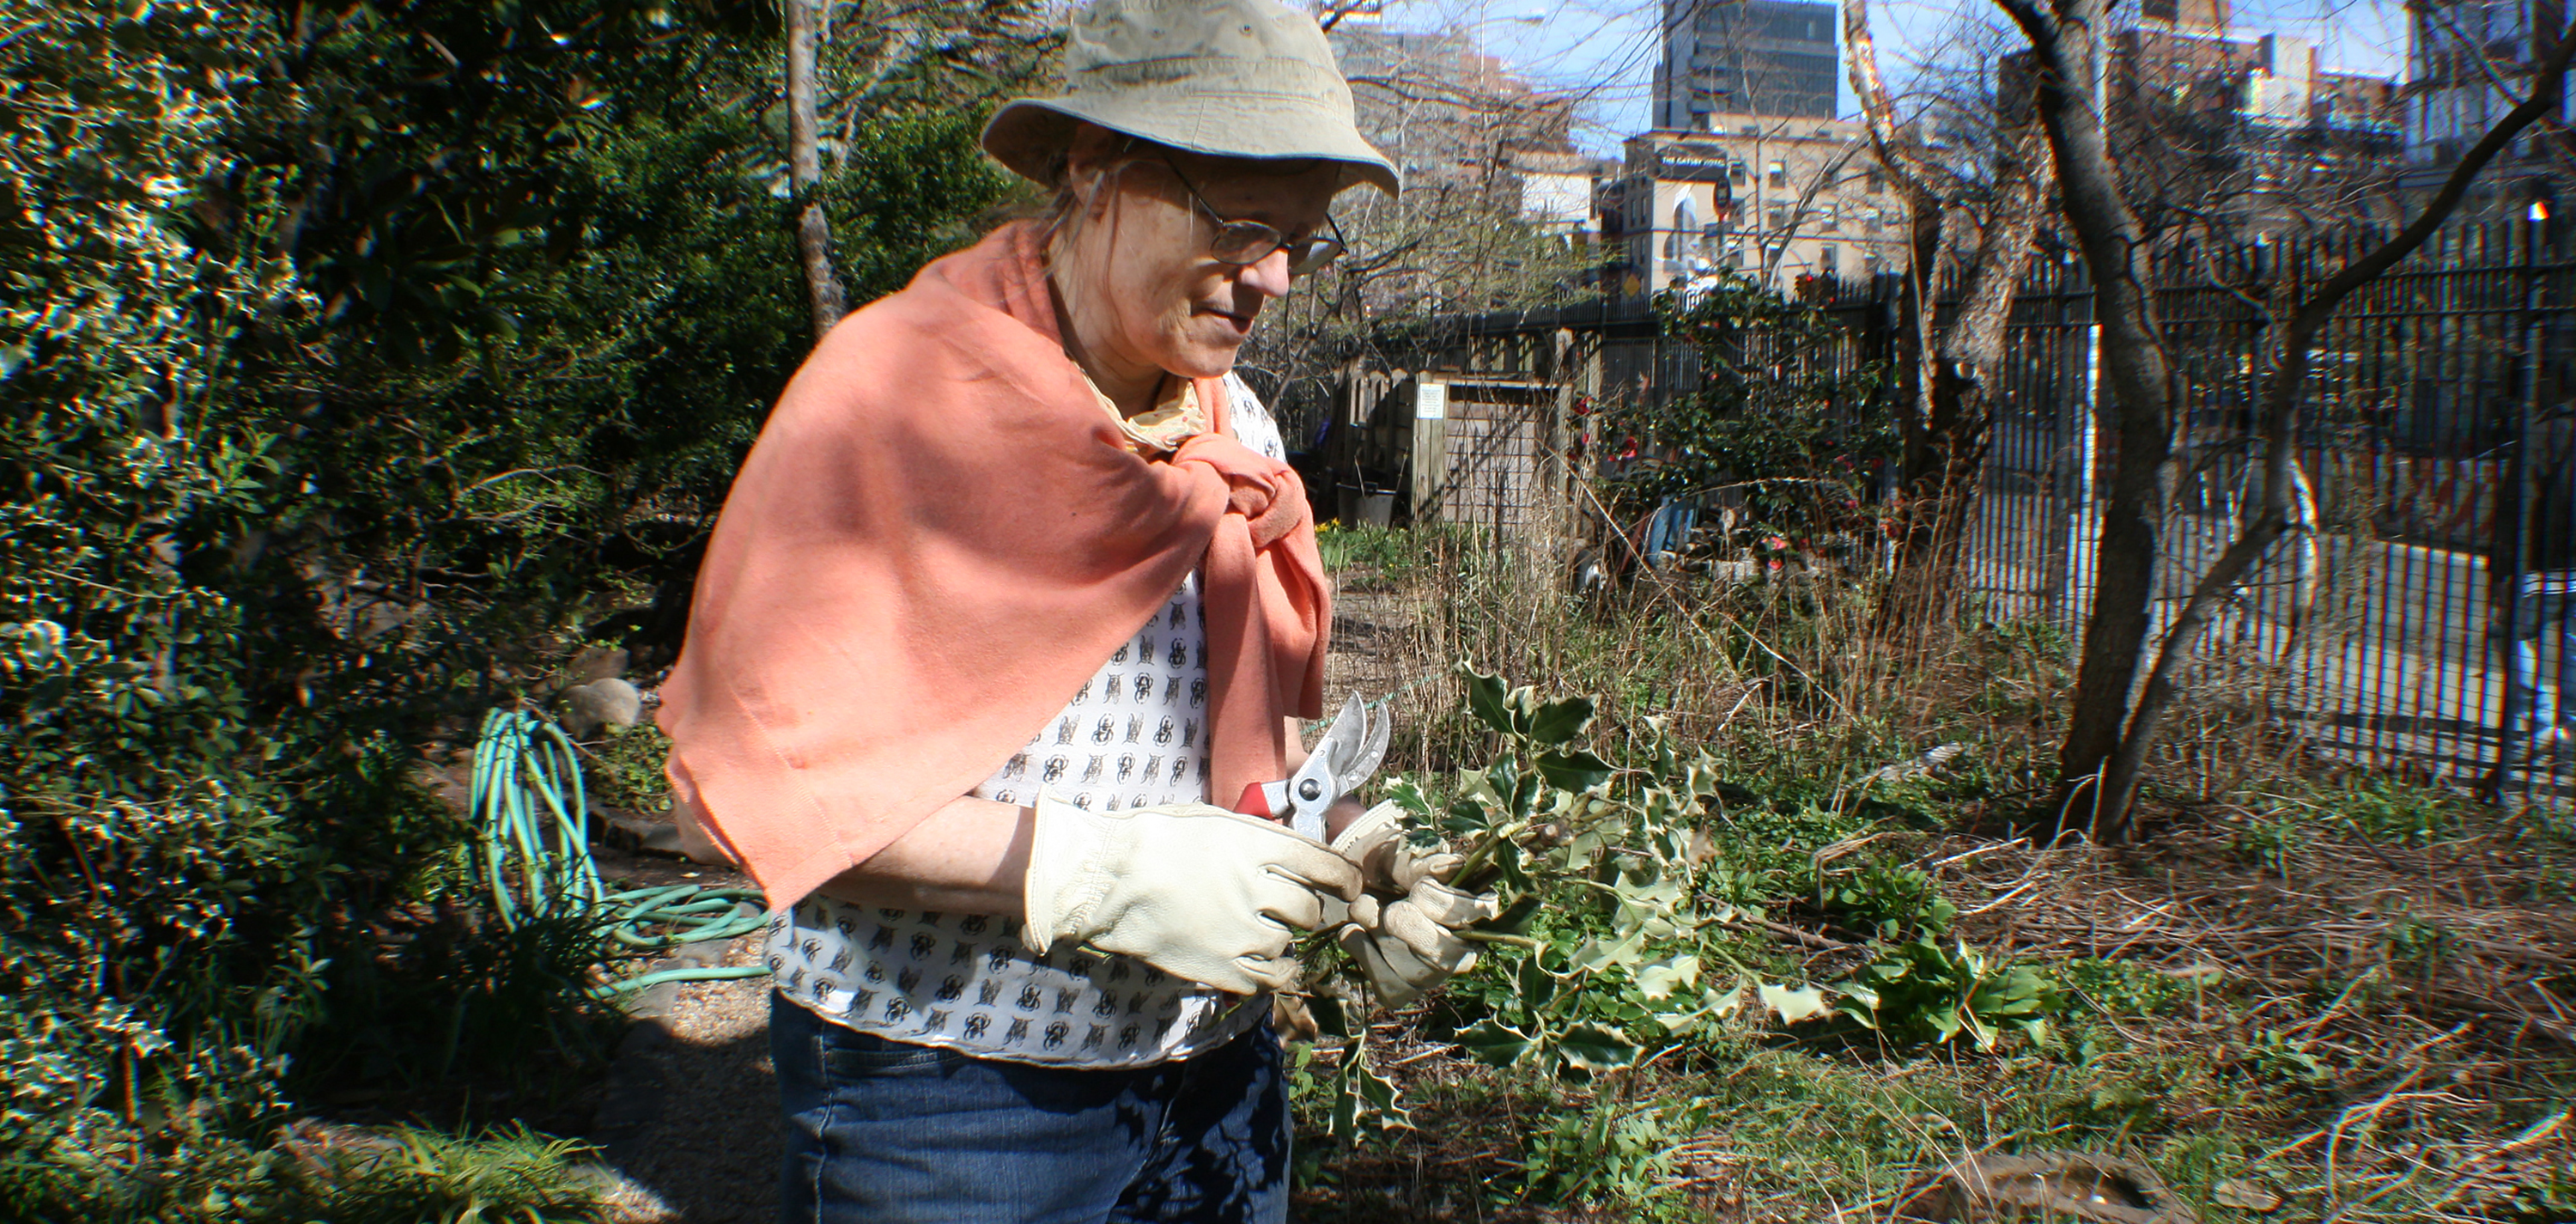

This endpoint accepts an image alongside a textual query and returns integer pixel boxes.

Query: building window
[1766,161,1788,188]
[1730,160,1748,183]
[1767,203,1789,229]
[1822,204,1840,231]
[1865,208,1883,234]
[1741,124,1759,137]
[1820,245,1839,274]
[1866,167,1886,193]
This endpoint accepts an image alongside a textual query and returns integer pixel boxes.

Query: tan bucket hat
[981,0,1399,196]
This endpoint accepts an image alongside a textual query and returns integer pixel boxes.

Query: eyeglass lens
[1163,159,1343,276]
[1207,222,1343,275]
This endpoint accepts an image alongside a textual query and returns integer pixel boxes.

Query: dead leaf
[1759,983,1832,1024]
[2211,1179,2281,1212]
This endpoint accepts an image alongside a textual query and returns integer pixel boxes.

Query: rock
[561,678,643,739]
[1893,1152,2198,1224]
[595,801,688,857]
[1863,741,1970,785]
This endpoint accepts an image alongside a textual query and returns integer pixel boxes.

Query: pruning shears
[1234,692,1388,841]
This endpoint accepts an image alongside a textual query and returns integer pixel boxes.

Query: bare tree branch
[786,0,847,340]
[1842,0,1940,200]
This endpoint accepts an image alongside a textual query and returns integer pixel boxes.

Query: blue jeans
[770,992,1289,1224]
[2501,575,2576,746]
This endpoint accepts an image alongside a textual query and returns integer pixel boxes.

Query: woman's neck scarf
[656,221,1330,907]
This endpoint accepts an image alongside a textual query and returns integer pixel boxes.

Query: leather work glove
[1022,793,1362,996]
[1327,802,1498,1007]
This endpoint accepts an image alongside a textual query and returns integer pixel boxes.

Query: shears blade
[1236,692,1389,839]
[1291,693,1386,839]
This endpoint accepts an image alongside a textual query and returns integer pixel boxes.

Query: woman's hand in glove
[1021,793,1361,996]
[1327,802,1498,1007]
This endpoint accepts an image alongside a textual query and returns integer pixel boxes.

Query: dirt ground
[587,913,780,1224]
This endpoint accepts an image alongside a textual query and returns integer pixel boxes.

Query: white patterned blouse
[764,374,1291,1068]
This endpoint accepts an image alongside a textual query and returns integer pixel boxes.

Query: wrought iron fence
[1960,222,2573,805]
[1338,221,2574,804]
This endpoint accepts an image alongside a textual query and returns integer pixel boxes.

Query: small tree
[785,0,847,339]
[1844,0,2056,631]
[1992,0,2576,836]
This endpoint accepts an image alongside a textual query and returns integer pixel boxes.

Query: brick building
[2403,0,2573,218]
[2000,0,2401,234]
[1597,117,1909,292]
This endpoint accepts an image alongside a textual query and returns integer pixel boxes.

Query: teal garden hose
[471,708,771,996]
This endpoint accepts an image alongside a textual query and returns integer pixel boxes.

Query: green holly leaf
[1455,1017,1535,1067]
[1516,953,1559,1009]
[1308,992,1350,1039]
[1525,695,1596,746]
[1383,775,1435,818]
[1571,928,1647,974]
[1460,663,1513,734]
[1635,953,1699,1001]
[1486,893,1544,935]
[1555,1024,1638,1072]
[1535,748,1615,792]
[1835,981,1881,1026]
[1347,1054,1413,1131]
[1758,983,1832,1024]
[1503,684,1541,737]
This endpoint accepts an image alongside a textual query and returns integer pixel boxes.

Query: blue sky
[1347,0,2409,155]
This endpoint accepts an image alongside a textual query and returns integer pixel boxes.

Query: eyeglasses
[1157,157,1346,277]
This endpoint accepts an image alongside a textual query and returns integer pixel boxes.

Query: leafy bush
[1389,669,1826,1083]
[1519,1096,1710,1213]
[3,0,1036,1210]
[271,1124,609,1224]
[1814,857,1958,941]
[1600,275,1892,549]
[582,723,677,815]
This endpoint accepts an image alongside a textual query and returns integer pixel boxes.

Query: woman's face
[1058,139,1343,383]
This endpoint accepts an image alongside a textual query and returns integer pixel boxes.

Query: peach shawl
[656,221,1330,907]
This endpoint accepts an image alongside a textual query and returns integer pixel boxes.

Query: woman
[656,3,1485,1220]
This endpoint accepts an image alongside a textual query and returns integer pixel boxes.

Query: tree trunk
[1990,0,2181,837]
[1884,152,2050,629]
[1845,0,2050,637]
[786,0,847,341]
[1994,0,2574,838]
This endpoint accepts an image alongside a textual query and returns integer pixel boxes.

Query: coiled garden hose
[471,708,771,996]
